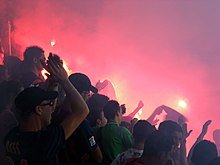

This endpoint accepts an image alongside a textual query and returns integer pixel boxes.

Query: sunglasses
[40,101,54,107]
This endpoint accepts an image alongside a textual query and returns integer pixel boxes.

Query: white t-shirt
[111,148,143,165]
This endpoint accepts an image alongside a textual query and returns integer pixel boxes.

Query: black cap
[69,73,98,94]
[15,87,58,111]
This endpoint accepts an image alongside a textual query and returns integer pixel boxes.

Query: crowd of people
[0,46,220,165]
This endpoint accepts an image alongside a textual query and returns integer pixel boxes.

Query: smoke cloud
[1,0,220,148]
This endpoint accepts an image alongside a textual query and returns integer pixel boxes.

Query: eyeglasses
[40,101,54,107]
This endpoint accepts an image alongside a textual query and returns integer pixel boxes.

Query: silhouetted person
[188,120,212,164]
[0,80,22,164]
[86,93,109,133]
[191,140,218,165]
[125,130,175,165]
[20,46,46,88]
[4,57,89,165]
[111,120,155,165]
[97,100,133,165]
[58,73,103,165]
[159,120,188,165]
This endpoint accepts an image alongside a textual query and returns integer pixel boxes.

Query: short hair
[133,120,155,142]
[23,46,44,62]
[158,120,182,135]
[191,140,218,165]
[86,94,109,127]
[103,100,120,120]
[142,130,174,157]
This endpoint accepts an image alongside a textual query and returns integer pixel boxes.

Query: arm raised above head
[47,55,89,140]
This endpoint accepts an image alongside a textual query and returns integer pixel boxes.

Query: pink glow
[3,0,220,151]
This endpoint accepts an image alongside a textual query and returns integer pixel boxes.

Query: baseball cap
[68,73,98,94]
[15,87,58,111]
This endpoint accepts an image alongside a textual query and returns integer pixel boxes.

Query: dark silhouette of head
[191,140,218,165]
[23,46,44,63]
[141,130,174,164]
[133,120,155,143]
[69,73,98,101]
[103,100,121,123]
[86,93,109,127]
[22,46,45,73]
[159,120,183,147]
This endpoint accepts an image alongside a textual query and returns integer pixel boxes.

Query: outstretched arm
[187,120,212,165]
[180,123,192,165]
[147,105,163,125]
[127,100,144,118]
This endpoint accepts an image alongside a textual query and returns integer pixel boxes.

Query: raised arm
[126,100,144,119]
[47,56,89,140]
[187,120,212,165]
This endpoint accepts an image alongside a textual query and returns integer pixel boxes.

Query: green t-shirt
[98,120,133,164]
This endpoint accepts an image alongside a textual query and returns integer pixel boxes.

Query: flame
[134,108,143,120]
[63,60,72,76]
[50,40,56,46]
[178,99,187,109]
[41,60,72,80]
[41,69,49,80]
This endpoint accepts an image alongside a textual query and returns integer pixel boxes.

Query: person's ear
[116,110,121,117]
[96,119,101,126]
[33,57,38,64]
[35,106,43,115]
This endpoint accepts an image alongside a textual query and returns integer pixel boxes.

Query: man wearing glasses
[4,56,89,165]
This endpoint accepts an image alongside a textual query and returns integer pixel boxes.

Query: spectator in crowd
[159,120,188,165]
[188,120,212,164]
[57,73,103,165]
[20,46,46,88]
[97,100,133,165]
[125,130,175,165]
[191,140,218,165]
[4,56,89,164]
[0,80,22,164]
[86,93,109,134]
[111,120,155,165]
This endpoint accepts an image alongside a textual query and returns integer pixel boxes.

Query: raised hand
[47,54,68,82]
[201,120,212,136]
[137,100,144,109]
[182,123,192,139]
[95,80,109,91]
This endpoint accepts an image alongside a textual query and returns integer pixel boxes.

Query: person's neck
[114,117,120,124]
[133,141,145,150]
[19,115,42,132]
